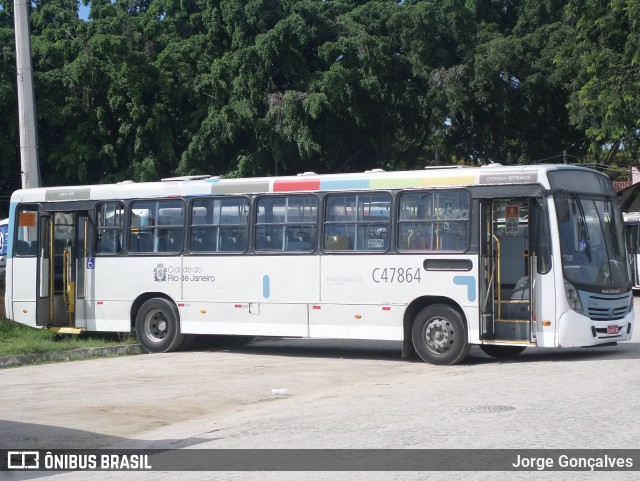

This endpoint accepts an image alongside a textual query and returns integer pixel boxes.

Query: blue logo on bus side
[87,258,95,269]
[453,275,476,302]
[263,275,270,299]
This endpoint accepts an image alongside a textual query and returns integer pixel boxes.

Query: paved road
[2,300,640,481]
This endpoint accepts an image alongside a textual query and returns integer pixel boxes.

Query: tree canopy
[0,0,638,197]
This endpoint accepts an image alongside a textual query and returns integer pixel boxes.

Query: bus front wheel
[412,304,470,365]
[135,298,185,353]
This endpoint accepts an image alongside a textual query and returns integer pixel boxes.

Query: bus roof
[9,163,605,203]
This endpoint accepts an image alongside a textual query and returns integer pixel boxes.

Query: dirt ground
[1,301,640,481]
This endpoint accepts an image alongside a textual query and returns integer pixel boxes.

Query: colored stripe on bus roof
[273,179,321,192]
[258,173,478,193]
[370,175,477,188]
[211,180,271,194]
[320,179,370,190]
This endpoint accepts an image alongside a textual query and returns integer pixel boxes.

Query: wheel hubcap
[145,309,168,342]
[424,318,453,353]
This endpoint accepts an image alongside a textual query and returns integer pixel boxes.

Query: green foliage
[0,318,133,358]
[0,0,638,191]
[449,0,581,164]
[565,0,640,163]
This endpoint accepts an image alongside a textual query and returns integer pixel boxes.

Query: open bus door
[480,197,555,351]
[34,210,88,332]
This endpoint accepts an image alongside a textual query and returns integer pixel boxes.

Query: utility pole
[14,0,41,188]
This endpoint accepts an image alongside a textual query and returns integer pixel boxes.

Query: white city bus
[3,164,634,364]
[623,212,640,289]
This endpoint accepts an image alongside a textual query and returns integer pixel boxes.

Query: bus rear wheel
[135,298,184,353]
[479,345,527,359]
[412,304,470,365]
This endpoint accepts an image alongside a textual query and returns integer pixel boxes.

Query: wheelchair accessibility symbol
[87,257,95,269]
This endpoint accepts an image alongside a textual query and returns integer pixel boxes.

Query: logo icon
[8,451,40,469]
[154,263,167,282]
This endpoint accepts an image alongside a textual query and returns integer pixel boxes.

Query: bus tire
[135,298,185,353]
[412,304,470,365]
[480,345,526,359]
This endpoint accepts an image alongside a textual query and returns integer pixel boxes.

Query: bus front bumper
[557,309,634,347]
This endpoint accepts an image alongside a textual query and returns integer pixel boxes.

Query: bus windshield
[556,195,629,288]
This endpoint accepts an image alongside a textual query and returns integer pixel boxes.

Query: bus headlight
[564,280,584,315]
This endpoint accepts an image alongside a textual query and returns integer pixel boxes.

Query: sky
[78,3,90,21]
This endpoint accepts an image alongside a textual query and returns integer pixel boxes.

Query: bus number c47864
[372,267,422,283]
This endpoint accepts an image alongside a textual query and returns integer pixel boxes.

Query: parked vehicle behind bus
[0,217,8,282]
[624,212,640,290]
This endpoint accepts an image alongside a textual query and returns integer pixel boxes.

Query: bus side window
[365,226,388,251]
[255,195,317,253]
[397,190,469,253]
[285,225,316,251]
[14,207,39,257]
[157,226,182,253]
[191,197,249,254]
[97,230,121,254]
[255,226,282,250]
[219,229,238,251]
[191,227,215,252]
[324,193,390,252]
[97,234,113,253]
[157,234,172,253]
[325,225,350,251]
[535,200,552,274]
[130,231,153,253]
[15,240,30,256]
[96,202,124,255]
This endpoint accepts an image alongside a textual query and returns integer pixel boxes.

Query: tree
[440,0,582,164]
[3,0,639,192]
[566,0,640,164]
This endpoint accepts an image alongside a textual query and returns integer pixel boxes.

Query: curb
[0,344,146,369]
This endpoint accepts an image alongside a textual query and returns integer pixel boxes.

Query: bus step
[48,327,84,335]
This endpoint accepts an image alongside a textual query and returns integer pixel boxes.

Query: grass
[0,318,137,358]
[0,283,137,358]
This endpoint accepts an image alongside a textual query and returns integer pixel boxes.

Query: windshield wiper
[573,194,592,262]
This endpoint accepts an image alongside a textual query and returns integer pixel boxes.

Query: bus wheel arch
[132,294,184,353]
[403,297,470,365]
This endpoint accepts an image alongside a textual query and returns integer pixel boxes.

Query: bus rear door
[34,210,89,332]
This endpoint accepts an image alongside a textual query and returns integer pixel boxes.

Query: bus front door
[480,198,533,344]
